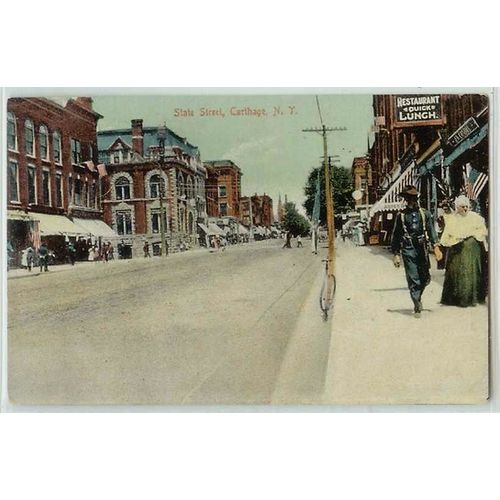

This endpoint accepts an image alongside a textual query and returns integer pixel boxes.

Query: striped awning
[369,165,418,217]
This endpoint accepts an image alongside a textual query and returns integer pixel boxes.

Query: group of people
[391,185,487,316]
[19,242,51,272]
[88,242,114,262]
[282,232,303,249]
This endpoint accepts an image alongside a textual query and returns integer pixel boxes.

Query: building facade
[204,160,242,218]
[351,156,372,208]
[98,119,207,256]
[6,97,114,266]
[368,93,489,243]
[240,194,274,228]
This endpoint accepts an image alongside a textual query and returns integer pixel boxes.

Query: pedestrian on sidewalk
[68,242,76,266]
[38,242,49,272]
[143,241,151,258]
[282,231,292,248]
[439,195,488,307]
[22,245,34,271]
[391,185,442,315]
[297,235,303,247]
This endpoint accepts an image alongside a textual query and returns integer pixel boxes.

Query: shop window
[25,119,35,156]
[8,112,17,150]
[115,176,131,200]
[28,166,37,204]
[116,211,132,235]
[8,161,19,202]
[39,125,49,160]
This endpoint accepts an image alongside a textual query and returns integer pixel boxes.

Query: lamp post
[157,125,168,257]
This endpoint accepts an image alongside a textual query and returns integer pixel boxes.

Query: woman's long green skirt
[441,237,486,307]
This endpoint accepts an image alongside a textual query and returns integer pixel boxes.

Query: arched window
[177,172,185,197]
[25,119,35,156]
[39,125,49,160]
[7,112,17,150]
[150,174,162,199]
[115,176,131,200]
[53,131,62,164]
[186,177,193,198]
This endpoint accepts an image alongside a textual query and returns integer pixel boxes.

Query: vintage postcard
[3,91,491,406]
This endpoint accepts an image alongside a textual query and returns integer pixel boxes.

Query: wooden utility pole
[303,97,346,279]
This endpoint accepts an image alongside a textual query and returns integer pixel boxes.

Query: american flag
[465,167,488,201]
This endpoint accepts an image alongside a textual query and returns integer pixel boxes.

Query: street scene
[5,92,490,405]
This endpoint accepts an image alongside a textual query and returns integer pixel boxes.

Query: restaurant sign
[446,117,480,148]
[394,95,444,128]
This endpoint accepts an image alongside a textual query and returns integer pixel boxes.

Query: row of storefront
[367,95,489,245]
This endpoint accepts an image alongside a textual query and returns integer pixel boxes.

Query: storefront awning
[35,213,83,236]
[443,123,488,167]
[369,165,417,217]
[208,223,225,235]
[237,224,249,235]
[7,209,36,222]
[73,218,116,238]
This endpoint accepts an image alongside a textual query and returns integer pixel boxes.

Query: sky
[92,94,374,215]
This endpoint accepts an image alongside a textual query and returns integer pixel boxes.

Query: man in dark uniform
[391,185,442,316]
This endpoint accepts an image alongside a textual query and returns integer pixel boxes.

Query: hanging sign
[394,95,444,128]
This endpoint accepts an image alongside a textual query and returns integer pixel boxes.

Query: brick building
[97,119,207,256]
[368,93,489,243]
[6,97,115,266]
[204,160,242,218]
[351,156,372,208]
[240,194,274,228]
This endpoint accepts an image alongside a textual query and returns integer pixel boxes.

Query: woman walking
[439,195,488,307]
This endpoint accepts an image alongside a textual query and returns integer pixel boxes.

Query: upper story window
[7,112,17,150]
[87,144,94,162]
[28,165,37,205]
[53,131,62,164]
[39,125,49,160]
[150,174,162,198]
[177,172,185,196]
[25,119,35,156]
[42,170,51,206]
[8,161,19,202]
[71,138,82,164]
[186,177,193,198]
[55,172,63,207]
[115,176,131,200]
[218,185,227,197]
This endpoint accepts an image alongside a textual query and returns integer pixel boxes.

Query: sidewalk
[322,240,488,405]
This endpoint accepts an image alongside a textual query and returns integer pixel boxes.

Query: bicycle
[319,258,336,321]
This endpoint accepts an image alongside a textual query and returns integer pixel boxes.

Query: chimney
[131,119,144,156]
[75,97,93,110]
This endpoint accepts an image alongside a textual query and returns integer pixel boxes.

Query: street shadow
[387,308,434,316]
[372,287,408,292]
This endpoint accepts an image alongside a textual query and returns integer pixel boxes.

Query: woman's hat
[399,185,419,197]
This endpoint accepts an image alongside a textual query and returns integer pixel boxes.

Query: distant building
[351,156,372,207]
[204,160,242,218]
[6,97,114,267]
[97,119,207,256]
[240,193,274,228]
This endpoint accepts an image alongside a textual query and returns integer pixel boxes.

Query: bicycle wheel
[319,273,337,320]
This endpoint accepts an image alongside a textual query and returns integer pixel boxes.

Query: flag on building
[97,164,107,178]
[465,167,488,200]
